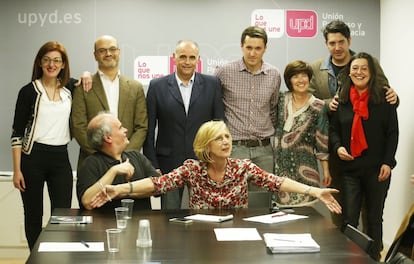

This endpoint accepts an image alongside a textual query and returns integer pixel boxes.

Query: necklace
[292,94,309,111]
[41,79,58,101]
[44,87,57,101]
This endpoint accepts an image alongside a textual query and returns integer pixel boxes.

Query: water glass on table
[121,198,134,219]
[106,228,122,253]
[115,207,128,229]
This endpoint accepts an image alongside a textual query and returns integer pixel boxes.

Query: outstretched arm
[82,159,135,210]
[279,177,342,214]
[90,177,156,209]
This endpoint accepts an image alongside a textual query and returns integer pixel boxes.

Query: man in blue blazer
[143,40,224,209]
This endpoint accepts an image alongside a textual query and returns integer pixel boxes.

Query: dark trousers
[341,166,390,260]
[20,143,73,250]
[330,154,369,232]
[161,187,184,209]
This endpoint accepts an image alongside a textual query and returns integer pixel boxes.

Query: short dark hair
[241,26,268,46]
[283,60,313,91]
[322,20,351,41]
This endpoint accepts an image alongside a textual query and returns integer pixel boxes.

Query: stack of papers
[184,214,233,222]
[50,215,93,224]
[263,233,320,253]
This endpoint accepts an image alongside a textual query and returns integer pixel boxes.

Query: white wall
[0,176,78,258]
[0,0,383,171]
[380,0,414,248]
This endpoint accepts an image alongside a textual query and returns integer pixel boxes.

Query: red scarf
[349,86,369,157]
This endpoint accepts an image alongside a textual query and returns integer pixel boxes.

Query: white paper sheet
[243,212,308,224]
[184,214,233,222]
[214,228,262,241]
[38,242,105,252]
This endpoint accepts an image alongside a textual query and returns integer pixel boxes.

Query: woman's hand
[322,168,332,187]
[337,147,354,161]
[384,87,398,105]
[329,95,339,111]
[314,188,342,214]
[13,170,26,192]
[74,71,93,92]
[378,164,391,182]
[90,184,119,209]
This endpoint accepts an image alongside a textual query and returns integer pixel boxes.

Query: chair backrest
[343,223,374,253]
[387,252,414,264]
[248,191,271,209]
[385,204,414,262]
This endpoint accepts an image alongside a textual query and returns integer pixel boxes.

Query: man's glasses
[41,56,63,65]
[95,47,119,55]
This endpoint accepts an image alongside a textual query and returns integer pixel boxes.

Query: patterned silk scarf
[349,85,369,157]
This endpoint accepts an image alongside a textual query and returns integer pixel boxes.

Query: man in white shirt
[71,35,147,170]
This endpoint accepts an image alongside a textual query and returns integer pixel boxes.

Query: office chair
[387,252,414,264]
[343,223,374,253]
[385,203,414,262]
[247,191,271,209]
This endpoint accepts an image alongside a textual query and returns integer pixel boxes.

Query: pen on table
[98,181,112,202]
[272,238,301,243]
[271,212,287,218]
[80,240,90,248]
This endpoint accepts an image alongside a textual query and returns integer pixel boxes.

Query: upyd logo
[286,10,317,38]
[18,10,81,27]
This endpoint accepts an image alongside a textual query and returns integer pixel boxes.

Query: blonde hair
[193,120,230,163]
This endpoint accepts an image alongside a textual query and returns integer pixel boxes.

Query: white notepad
[50,216,93,224]
[263,233,320,253]
[243,212,307,224]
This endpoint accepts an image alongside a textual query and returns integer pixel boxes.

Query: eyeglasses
[214,134,231,144]
[95,47,119,55]
[41,56,63,65]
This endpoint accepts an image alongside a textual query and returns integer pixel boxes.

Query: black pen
[80,240,89,248]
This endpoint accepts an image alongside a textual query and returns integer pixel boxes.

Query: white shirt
[33,80,71,145]
[99,70,120,118]
[175,73,195,115]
